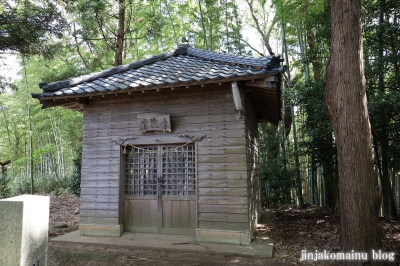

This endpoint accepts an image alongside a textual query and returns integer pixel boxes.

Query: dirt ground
[47,195,400,265]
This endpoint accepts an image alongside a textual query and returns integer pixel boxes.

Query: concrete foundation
[196,229,250,245]
[0,195,50,266]
[79,224,123,237]
[52,230,274,258]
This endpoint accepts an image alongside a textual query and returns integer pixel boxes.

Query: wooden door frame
[118,139,199,234]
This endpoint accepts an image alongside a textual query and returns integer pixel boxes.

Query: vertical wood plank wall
[244,95,261,239]
[79,84,252,238]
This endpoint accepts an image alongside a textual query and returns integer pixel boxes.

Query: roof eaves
[33,71,284,103]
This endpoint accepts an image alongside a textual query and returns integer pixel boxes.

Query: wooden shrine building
[32,44,286,245]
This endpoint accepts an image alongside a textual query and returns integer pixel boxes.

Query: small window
[125,144,196,196]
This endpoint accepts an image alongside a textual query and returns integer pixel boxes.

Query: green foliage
[40,60,85,84]
[261,155,297,207]
[272,0,326,24]
[190,0,246,53]
[68,145,82,196]
[0,174,12,198]
[11,174,68,195]
[63,0,167,69]
[61,0,247,71]
[0,0,67,57]
[0,54,83,196]
[289,80,336,169]
[259,123,298,207]
[363,0,400,174]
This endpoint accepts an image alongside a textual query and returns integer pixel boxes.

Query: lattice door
[124,144,197,235]
[124,146,158,196]
[161,145,196,196]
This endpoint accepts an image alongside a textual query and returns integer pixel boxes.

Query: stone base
[196,229,250,245]
[0,195,49,266]
[79,224,123,237]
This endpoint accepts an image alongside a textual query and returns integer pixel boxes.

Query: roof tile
[33,45,286,99]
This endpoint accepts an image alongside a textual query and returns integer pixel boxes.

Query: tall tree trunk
[27,106,33,194]
[377,0,392,217]
[324,0,381,262]
[162,0,178,47]
[396,172,400,216]
[1,106,13,177]
[389,32,400,89]
[311,161,318,205]
[377,0,396,217]
[114,0,126,66]
[283,20,302,206]
[306,29,322,81]
[296,24,310,82]
[49,110,63,181]
[23,58,34,195]
[198,0,208,50]
[279,46,290,203]
[224,0,230,53]
[291,104,303,206]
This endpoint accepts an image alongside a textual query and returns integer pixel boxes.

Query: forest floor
[47,194,400,265]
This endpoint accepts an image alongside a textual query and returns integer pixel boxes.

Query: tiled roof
[32,44,286,99]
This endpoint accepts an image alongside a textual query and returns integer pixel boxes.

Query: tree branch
[73,23,89,70]
[241,38,265,57]
[245,0,276,56]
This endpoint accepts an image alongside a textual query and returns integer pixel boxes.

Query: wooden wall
[79,83,251,235]
[244,94,261,238]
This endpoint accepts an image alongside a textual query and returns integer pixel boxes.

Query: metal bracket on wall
[175,134,206,142]
[112,134,206,146]
[111,137,138,145]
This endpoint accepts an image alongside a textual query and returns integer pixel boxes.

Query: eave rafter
[38,74,280,111]
[244,76,279,89]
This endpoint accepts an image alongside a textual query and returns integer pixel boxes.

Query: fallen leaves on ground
[48,196,400,265]
[261,205,400,265]
[49,193,80,238]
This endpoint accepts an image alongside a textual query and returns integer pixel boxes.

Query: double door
[123,144,196,235]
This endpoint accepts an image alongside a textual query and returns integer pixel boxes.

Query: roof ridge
[186,47,282,68]
[41,51,175,92]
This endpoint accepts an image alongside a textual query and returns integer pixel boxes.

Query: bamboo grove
[0,0,399,217]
